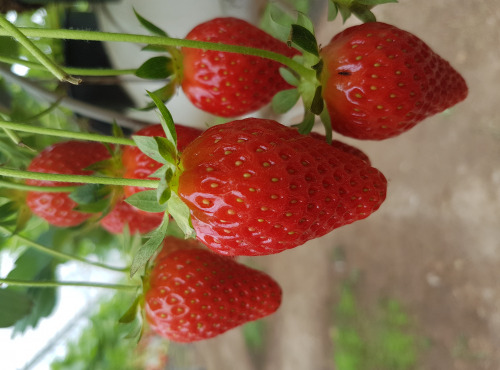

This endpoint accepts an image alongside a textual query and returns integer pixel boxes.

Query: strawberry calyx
[127,92,195,278]
[328,0,398,23]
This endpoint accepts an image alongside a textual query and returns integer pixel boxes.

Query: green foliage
[328,0,398,23]
[332,282,421,370]
[50,292,146,370]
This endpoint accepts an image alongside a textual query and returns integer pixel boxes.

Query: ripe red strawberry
[320,22,468,140]
[26,141,110,227]
[100,198,162,234]
[122,123,202,198]
[178,118,387,256]
[309,132,371,165]
[181,17,298,117]
[144,237,282,342]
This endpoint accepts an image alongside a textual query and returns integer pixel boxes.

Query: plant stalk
[0,278,139,291]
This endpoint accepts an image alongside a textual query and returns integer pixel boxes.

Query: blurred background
[0,0,499,369]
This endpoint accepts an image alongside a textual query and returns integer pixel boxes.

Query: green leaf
[297,110,316,135]
[166,193,195,238]
[279,67,299,86]
[14,204,33,234]
[147,91,177,146]
[138,81,178,111]
[356,0,398,5]
[272,88,300,114]
[135,56,173,80]
[296,12,315,33]
[320,108,333,144]
[338,5,352,23]
[352,8,377,22]
[289,24,319,57]
[154,136,177,164]
[69,184,109,205]
[260,2,295,42]
[133,9,168,36]
[118,296,141,324]
[157,168,173,205]
[130,215,170,277]
[125,190,166,213]
[310,85,324,115]
[142,44,169,52]
[328,1,339,21]
[0,289,33,327]
[132,135,167,165]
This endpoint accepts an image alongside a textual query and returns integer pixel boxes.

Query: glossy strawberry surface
[320,22,468,140]
[145,239,282,342]
[181,17,298,117]
[122,123,202,197]
[178,118,387,256]
[26,141,110,227]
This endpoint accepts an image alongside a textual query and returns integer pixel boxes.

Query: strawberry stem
[0,225,130,272]
[0,119,136,146]
[0,17,80,85]
[0,55,136,76]
[0,167,160,188]
[0,278,139,291]
[0,179,77,192]
[0,27,314,79]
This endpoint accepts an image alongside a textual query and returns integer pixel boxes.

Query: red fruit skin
[100,198,163,234]
[26,141,110,227]
[178,118,387,256]
[181,17,298,117]
[309,132,371,166]
[145,239,282,343]
[122,124,202,197]
[320,22,468,140]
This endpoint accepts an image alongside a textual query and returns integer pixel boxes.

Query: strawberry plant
[0,0,469,367]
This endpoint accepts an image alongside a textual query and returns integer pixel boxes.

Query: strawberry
[178,118,387,256]
[26,141,111,227]
[144,237,282,342]
[309,132,371,165]
[100,198,162,234]
[181,17,298,117]
[320,22,468,140]
[122,123,202,198]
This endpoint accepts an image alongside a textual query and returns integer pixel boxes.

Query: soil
[186,0,500,369]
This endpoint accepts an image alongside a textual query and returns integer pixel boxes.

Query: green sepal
[296,12,315,33]
[279,67,299,86]
[14,204,33,234]
[356,0,398,5]
[154,136,177,164]
[142,44,169,52]
[338,4,352,23]
[272,88,300,114]
[132,135,167,165]
[166,193,195,239]
[328,1,339,21]
[157,168,174,205]
[147,91,177,147]
[135,56,174,80]
[111,121,125,139]
[118,295,141,324]
[351,6,377,22]
[320,107,333,144]
[0,289,33,328]
[260,2,295,42]
[137,81,177,111]
[133,8,168,37]
[288,24,319,57]
[129,213,170,278]
[125,190,166,213]
[310,85,324,115]
[297,110,316,135]
[0,201,17,224]
[69,184,109,205]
